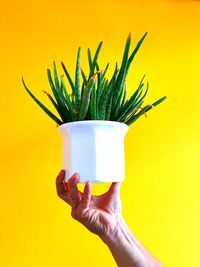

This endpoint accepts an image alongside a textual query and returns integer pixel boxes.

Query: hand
[56,170,122,238]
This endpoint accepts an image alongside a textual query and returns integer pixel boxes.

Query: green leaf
[116,76,146,121]
[99,78,114,120]
[53,61,60,91]
[96,63,107,106]
[120,84,127,108]
[102,63,109,79]
[61,61,76,93]
[22,77,63,125]
[105,67,118,120]
[113,83,125,119]
[96,62,109,102]
[151,96,167,107]
[80,67,87,86]
[53,62,68,108]
[87,42,103,79]
[75,47,81,111]
[112,33,147,118]
[47,68,59,103]
[119,97,144,123]
[60,76,77,120]
[48,66,67,113]
[120,33,132,71]
[126,32,147,74]
[97,78,108,106]
[125,95,166,125]
[80,68,87,100]
[42,90,71,122]
[78,77,95,120]
[125,104,151,125]
[98,80,109,119]
[105,89,114,121]
[90,81,97,119]
[91,41,103,76]
[111,34,131,112]
[87,48,93,77]
[119,82,149,122]
[96,64,102,101]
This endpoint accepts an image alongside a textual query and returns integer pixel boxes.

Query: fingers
[78,181,92,211]
[56,170,81,208]
[67,173,81,209]
[108,182,121,195]
[56,169,65,183]
[56,169,66,196]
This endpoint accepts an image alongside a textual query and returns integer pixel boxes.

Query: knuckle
[71,209,77,220]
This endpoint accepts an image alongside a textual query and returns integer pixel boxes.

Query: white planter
[58,120,129,183]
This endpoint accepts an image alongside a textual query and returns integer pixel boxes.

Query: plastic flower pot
[58,120,129,183]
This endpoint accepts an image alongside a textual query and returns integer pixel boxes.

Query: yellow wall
[1,0,200,266]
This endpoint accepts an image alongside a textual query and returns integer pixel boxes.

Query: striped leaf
[60,76,76,120]
[120,84,127,108]
[99,79,114,120]
[78,77,95,120]
[111,34,131,112]
[90,81,97,119]
[42,90,70,122]
[118,83,149,122]
[22,77,63,125]
[125,95,166,125]
[116,75,145,121]
[61,61,76,93]
[126,32,147,75]
[87,48,93,77]
[75,47,81,111]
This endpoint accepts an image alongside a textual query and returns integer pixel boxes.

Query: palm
[76,190,121,236]
[56,170,122,237]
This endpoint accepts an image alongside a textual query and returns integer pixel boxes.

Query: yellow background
[1,0,200,266]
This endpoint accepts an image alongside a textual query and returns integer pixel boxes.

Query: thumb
[108,182,121,195]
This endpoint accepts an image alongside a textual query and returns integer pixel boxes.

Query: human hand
[56,170,164,267]
[56,170,122,239]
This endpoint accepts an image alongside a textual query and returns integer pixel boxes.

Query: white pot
[58,120,129,183]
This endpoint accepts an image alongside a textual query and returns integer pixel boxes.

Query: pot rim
[58,120,129,130]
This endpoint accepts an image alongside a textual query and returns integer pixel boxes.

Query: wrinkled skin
[56,170,122,238]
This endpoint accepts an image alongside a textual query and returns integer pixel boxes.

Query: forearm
[101,216,164,267]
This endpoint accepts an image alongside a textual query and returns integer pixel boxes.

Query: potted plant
[22,32,166,183]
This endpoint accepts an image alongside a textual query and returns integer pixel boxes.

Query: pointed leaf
[126,32,147,74]
[42,90,70,122]
[60,76,76,120]
[111,34,131,111]
[75,47,81,111]
[87,48,93,77]
[118,82,149,122]
[90,82,97,119]
[117,75,145,120]
[78,77,95,120]
[125,95,166,125]
[22,77,63,125]
[61,61,75,92]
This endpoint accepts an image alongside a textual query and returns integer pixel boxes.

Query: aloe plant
[22,32,166,126]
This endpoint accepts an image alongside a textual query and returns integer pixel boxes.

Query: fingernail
[59,169,65,176]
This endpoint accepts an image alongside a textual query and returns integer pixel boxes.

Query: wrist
[100,216,164,267]
[100,214,129,245]
[100,216,147,267]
